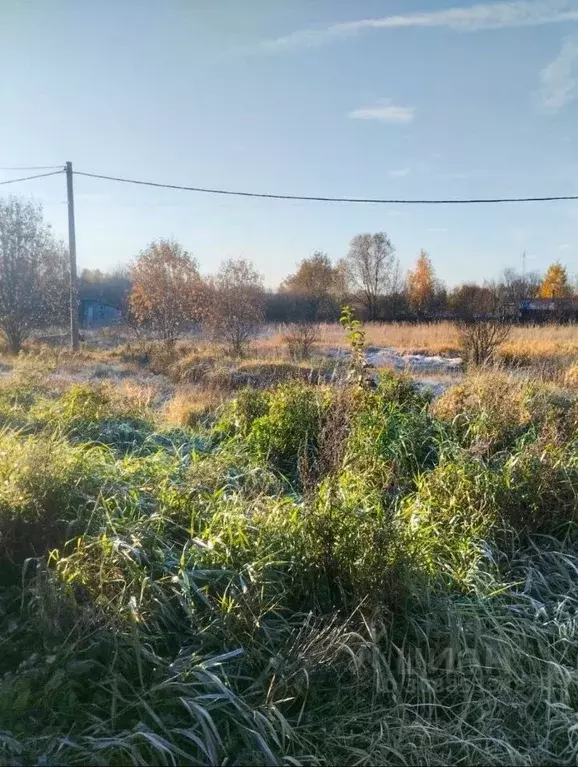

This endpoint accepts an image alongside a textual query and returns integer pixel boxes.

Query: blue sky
[0,0,577,286]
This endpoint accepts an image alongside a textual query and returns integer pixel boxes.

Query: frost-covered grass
[0,363,577,764]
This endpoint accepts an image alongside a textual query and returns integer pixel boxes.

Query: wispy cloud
[350,100,415,124]
[261,1,578,52]
[388,168,411,177]
[539,36,578,111]
[559,243,570,249]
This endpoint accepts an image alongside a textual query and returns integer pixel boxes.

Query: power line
[0,165,64,171]
[74,169,578,205]
[0,165,576,205]
[0,170,64,186]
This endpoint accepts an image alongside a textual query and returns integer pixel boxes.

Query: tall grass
[0,366,577,764]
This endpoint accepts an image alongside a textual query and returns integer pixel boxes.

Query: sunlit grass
[0,356,577,764]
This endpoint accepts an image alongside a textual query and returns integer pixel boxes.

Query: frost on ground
[325,346,462,397]
[326,345,462,372]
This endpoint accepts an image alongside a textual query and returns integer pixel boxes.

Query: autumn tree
[280,251,346,321]
[207,258,264,356]
[0,197,68,353]
[537,262,572,298]
[407,250,436,318]
[129,239,204,344]
[344,232,396,320]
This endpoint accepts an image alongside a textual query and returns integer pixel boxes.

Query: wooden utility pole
[66,161,80,351]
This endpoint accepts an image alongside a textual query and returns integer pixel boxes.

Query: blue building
[79,298,122,328]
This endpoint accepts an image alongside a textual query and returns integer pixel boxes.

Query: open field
[0,331,577,764]
[28,319,574,372]
[261,321,578,360]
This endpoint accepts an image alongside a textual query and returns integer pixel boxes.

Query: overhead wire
[0,170,65,186]
[73,170,578,205]
[0,166,576,205]
[0,165,64,171]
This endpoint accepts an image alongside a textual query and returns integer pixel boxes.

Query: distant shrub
[281,323,319,361]
[457,319,511,366]
[375,369,432,409]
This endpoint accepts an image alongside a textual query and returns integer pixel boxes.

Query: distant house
[520,297,578,323]
[80,298,122,328]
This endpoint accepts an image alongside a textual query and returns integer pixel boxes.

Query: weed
[0,356,577,765]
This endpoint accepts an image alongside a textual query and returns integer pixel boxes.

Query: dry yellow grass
[499,325,578,364]
[2,323,575,406]
[318,322,461,354]
[261,322,578,363]
[163,386,226,427]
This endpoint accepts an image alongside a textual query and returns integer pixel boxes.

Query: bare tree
[129,239,204,345]
[207,258,264,356]
[455,286,511,366]
[344,232,395,320]
[457,320,511,366]
[0,197,68,353]
[498,268,541,306]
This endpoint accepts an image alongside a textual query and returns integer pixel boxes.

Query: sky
[0,0,577,287]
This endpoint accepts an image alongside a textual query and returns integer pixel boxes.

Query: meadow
[0,322,577,765]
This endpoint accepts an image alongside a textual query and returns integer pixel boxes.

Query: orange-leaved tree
[407,250,436,317]
[537,262,572,299]
[129,239,204,344]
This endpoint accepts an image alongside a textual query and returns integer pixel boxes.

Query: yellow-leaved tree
[407,250,436,317]
[537,262,572,299]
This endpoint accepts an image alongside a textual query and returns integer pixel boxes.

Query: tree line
[0,196,575,352]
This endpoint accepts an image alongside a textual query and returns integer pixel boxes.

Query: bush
[432,372,578,454]
[400,453,501,589]
[499,441,578,536]
[281,322,319,360]
[432,372,528,454]
[217,388,270,437]
[247,383,330,478]
[0,435,105,569]
[457,319,511,366]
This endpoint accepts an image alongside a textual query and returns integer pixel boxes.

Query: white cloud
[261,1,578,51]
[539,36,578,111]
[559,242,570,248]
[350,100,415,124]
[388,168,411,177]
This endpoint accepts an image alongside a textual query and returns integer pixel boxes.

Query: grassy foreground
[0,363,577,765]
